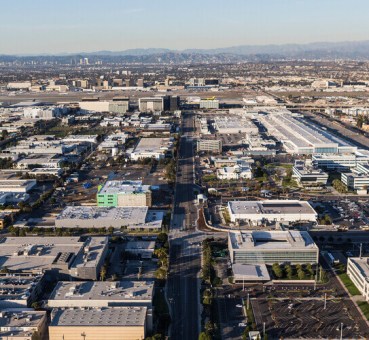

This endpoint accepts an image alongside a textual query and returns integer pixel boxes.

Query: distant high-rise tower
[137,79,144,87]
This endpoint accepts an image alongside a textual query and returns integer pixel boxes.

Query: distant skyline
[1,0,369,54]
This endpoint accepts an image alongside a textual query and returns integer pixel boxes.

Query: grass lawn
[358,301,369,321]
[338,273,361,296]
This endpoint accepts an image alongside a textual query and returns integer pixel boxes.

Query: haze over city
[1,0,369,54]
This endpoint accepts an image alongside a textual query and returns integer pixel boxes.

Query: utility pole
[340,322,343,340]
[263,322,266,336]
[360,243,362,259]
[324,293,327,310]
[247,293,250,310]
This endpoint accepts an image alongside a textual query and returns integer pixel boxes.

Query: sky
[1,0,369,54]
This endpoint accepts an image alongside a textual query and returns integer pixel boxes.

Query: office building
[228,230,319,265]
[199,99,220,109]
[312,153,369,170]
[341,163,369,192]
[139,97,164,112]
[97,181,151,207]
[347,257,369,302]
[227,200,317,225]
[292,160,328,186]
[217,165,252,180]
[49,307,147,340]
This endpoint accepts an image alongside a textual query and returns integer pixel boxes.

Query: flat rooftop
[50,307,147,327]
[0,236,107,273]
[98,180,150,195]
[0,310,46,331]
[229,230,318,251]
[134,137,173,153]
[56,206,148,224]
[49,280,154,304]
[228,200,316,216]
[232,264,270,281]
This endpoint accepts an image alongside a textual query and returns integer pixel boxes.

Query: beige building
[49,307,147,340]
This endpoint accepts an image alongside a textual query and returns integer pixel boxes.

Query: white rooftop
[98,180,150,195]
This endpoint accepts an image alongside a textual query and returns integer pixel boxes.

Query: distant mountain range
[2,40,369,62]
[79,40,369,58]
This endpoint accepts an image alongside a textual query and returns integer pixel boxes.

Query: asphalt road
[167,112,204,340]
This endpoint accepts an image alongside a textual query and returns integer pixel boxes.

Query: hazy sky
[1,0,369,54]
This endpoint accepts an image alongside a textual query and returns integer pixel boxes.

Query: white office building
[293,160,328,186]
[347,257,369,302]
[228,230,319,265]
[217,165,252,180]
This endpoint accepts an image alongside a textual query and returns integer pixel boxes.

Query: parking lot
[252,296,368,339]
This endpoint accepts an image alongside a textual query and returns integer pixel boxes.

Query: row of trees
[332,179,348,194]
[271,263,327,282]
[154,233,169,280]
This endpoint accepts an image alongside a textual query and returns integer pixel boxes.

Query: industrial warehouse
[258,111,357,154]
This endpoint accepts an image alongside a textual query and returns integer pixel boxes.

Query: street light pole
[340,322,343,340]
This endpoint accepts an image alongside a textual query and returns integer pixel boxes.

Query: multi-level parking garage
[258,111,357,154]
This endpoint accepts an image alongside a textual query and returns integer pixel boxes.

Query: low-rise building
[0,236,108,280]
[197,138,222,153]
[227,200,317,225]
[55,206,163,231]
[49,307,147,340]
[97,181,151,207]
[0,310,48,340]
[0,179,36,193]
[347,257,369,302]
[129,138,173,160]
[217,165,252,180]
[341,163,369,192]
[293,160,328,186]
[0,274,44,309]
[48,280,154,331]
[228,230,319,265]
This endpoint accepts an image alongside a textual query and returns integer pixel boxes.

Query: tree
[306,263,314,276]
[198,332,211,340]
[31,301,41,310]
[205,321,215,335]
[285,265,294,279]
[108,226,114,235]
[297,269,305,280]
[157,232,168,244]
[100,266,107,281]
[155,267,167,280]
[272,263,283,279]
